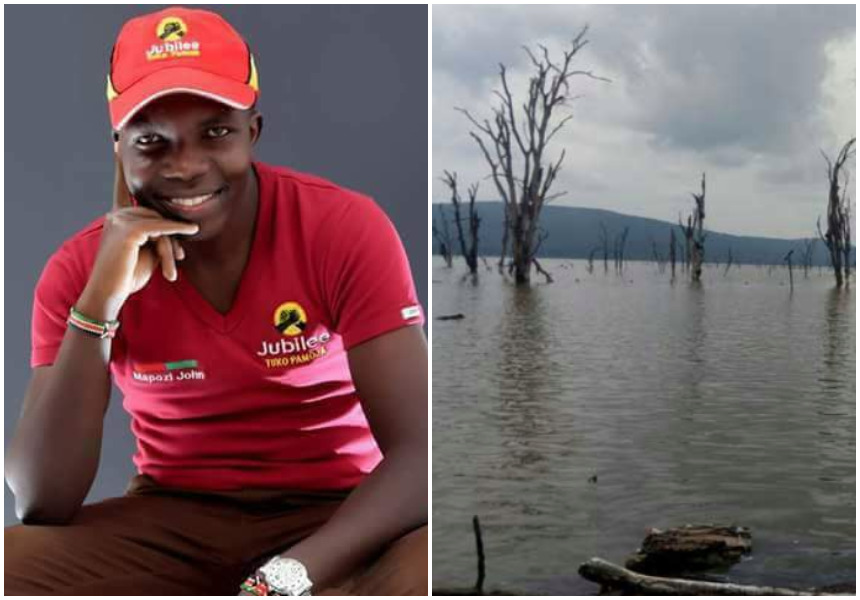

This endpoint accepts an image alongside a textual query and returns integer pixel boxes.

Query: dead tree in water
[587,247,597,274]
[680,173,707,282]
[678,228,687,272]
[457,27,608,285]
[613,226,630,273]
[472,516,486,594]
[669,228,677,279]
[432,515,496,595]
[442,170,481,276]
[817,137,855,288]
[678,220,691,273]
[784,249,794,291]
[433,205,455,268]
[652,239,666,273]
[723,247,734,277]
[599,222,610,273]
[801,238,817,278]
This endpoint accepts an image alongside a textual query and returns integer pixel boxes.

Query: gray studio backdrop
[5,5,428,525]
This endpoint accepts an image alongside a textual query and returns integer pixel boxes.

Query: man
[5,7,427,596]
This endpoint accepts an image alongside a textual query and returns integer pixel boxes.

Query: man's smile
[164,187,226,210]
[146,185,229,219]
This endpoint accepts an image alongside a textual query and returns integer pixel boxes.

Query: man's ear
[249,110,263,146]
[113,131,120,154]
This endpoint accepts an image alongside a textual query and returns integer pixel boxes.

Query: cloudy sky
[433,4,855,238]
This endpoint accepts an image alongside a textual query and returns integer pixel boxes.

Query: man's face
[117,93,262,241]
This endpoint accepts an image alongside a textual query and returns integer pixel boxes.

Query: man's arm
[272,324,428,591]
[5,158,198,524]
[5,330,113,524]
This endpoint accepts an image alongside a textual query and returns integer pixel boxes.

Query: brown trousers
[5,475,427,595]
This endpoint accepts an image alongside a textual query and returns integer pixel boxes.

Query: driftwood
[579,558,839,596]
[625,525,751,574]
[437,519,851,596]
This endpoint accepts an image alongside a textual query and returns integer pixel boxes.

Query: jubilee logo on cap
[145,16,201,61]
[106,7,259,131]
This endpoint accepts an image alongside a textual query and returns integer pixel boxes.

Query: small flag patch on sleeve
[401,305,422,321]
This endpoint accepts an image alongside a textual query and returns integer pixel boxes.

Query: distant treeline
[432,202,852,267]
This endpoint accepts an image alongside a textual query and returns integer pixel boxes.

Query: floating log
[579,558,838,596]
[625,524,752,574]
[437,313,465,320]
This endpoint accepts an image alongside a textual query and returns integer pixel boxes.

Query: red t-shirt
[30,161,424,491]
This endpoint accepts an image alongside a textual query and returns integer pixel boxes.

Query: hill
[432,202,848,266]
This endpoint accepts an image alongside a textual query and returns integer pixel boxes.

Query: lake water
[432,257,855,594]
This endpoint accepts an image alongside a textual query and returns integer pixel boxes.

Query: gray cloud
[433,5,855,237]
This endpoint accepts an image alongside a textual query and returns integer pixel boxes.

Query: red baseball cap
[107,7,259,131]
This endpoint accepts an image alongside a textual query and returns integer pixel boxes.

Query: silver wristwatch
[257,556,313,596]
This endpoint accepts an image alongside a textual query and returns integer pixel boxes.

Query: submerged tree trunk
[723,247,733,277]
[600,222,610,274]
[802,238,816,278]
[652,240,666,273]
[680,173,707,282]
[784,249,794,291]
[615,226,630,273]
[669,228,677,279]
[511,213,529,284]
[433,205,455,268]
[498,203,511,274]
[442,170,481,276]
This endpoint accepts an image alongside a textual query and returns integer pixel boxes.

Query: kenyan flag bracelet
[240,573,273,596]
[67,307,120,339]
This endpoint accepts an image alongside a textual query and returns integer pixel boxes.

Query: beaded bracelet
[240,575,270,596]
[67,307,120,339]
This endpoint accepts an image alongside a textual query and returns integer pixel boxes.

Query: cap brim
[110,66,257,131]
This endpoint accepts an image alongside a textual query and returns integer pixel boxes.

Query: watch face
[260,557,312,596]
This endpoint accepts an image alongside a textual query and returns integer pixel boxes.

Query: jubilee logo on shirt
[257,301,332,368]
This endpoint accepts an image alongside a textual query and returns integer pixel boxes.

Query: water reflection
[814,288,855,535]
[821,288,852,384]
[493,287,553,473]
[679,281,707,403]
